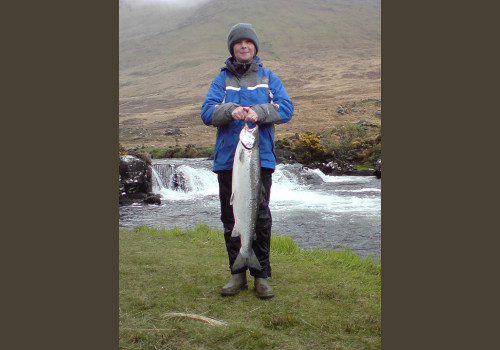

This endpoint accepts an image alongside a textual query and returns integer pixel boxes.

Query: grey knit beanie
[227,23,260,57]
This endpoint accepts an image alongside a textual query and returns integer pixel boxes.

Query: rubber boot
[220,272,248,296]
[254,278,274,299]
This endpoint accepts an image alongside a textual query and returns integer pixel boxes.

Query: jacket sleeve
[253,71,294,125]
[201,72,239,127]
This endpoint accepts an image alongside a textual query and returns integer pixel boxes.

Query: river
[119,158,381,260]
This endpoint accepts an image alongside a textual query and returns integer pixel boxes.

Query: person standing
[201,23,294,299]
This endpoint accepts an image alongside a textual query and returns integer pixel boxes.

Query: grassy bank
[119,225,381,349]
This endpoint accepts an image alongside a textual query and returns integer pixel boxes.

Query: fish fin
[247,250,262,270]
[232,250,262,271]
[230,192,235,205]
[231,227,239,238]
[232,253,245,271]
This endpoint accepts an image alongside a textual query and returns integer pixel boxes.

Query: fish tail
[232,250,262,271]
[247,250,262,270]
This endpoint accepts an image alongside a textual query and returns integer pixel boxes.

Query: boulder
[275,148,297,164]
[374,159,382,178]
[357,119,378,130]
[144,194,162,205]
[164,127,184,136]
[119,155,161,205]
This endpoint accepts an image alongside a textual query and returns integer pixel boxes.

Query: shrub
[367,143,382,166]
[275,138,291,150]
[330,123,367,143]
[119,143,127,156]
[327,142,357,173]
[291,132,327,164]
[300,132,326,153]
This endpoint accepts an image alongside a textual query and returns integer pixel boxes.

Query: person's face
[233,39,256,63]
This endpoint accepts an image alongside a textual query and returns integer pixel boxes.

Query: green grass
[119,224,381,349]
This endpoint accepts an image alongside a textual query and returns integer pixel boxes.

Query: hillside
[119,0,381,149]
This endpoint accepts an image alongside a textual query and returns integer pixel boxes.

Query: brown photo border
[4,1,496,349]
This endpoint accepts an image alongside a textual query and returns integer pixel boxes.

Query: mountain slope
[119,0,381,148]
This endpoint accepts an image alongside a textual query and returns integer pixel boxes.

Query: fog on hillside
[120,0,210,7]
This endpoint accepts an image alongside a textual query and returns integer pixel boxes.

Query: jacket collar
[222,56,262,76]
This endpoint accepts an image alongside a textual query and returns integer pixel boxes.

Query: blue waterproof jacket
[201,56,294,172]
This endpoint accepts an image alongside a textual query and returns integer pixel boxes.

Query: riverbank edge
[123,223,381,266]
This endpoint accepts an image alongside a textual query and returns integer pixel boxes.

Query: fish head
[239,123,259,150]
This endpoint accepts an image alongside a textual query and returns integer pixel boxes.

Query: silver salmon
[230,122,262,271]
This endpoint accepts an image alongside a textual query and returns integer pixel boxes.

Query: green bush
[291,132,327,164]
[328,123,367,143]
[119,143,127,156]
[300,132,326,153]
[367,142,382,166]
[327,142,357,171]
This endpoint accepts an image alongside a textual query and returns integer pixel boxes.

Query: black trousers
[217,168,273,278]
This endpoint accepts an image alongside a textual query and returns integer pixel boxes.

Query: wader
[217,168,273,278]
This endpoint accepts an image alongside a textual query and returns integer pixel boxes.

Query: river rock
[144,194,162,205]
[275,148,297,164]
[119,155,160,205]
[299,167,324,185]
[357,119,378,130]
[319,161,354,175]
[164,127,184,136]
[374,159,382,178]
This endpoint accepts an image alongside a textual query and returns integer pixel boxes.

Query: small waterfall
[153,164,218,192]
[151,167,165,192]
[151,160,317,198]
[151,160,219,200]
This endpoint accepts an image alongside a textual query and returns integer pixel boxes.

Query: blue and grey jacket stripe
[201,56,294,172]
